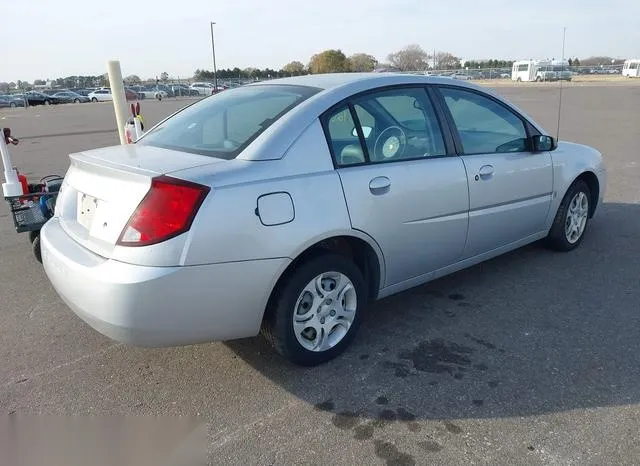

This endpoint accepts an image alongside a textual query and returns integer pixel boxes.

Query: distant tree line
[0,51,628,92]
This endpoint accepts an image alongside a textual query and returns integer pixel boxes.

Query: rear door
[436,85,553,258]
[322,86,469,287]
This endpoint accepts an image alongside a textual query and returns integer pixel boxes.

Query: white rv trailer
[622,59,640,78]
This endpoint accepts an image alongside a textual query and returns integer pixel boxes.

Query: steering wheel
[374,126,407,161]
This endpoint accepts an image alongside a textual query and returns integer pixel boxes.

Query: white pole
[0,130,22,198]
[107,60,129,145]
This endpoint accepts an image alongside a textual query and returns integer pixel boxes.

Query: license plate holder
[78,192,98,230]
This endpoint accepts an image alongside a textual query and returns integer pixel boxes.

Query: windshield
[139,84,320,159]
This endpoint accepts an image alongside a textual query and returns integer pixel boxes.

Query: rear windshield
[139,84,320,159]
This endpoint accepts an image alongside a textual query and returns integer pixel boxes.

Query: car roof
[248,72,476,91]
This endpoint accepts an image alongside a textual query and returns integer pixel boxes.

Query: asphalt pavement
[1,83,640,465]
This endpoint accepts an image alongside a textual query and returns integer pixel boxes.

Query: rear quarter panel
[180,120,361,266]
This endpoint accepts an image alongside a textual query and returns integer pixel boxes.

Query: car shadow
[225,202,640,431]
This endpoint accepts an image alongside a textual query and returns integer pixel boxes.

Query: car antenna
[556,27,567,141]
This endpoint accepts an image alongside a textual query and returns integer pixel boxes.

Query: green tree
[125,75,141,84]
[160,72,169,81]
[308,49,350,74]
[573,57,581,66]
[348,53,378,72]
[387,44,428,71]
[33,79,46,86]
[283,60,306,76]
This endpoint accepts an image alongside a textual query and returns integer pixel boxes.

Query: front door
[321,86,469,287]
[437,86,553,258]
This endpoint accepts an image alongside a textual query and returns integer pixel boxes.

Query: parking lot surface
[2,83,640,465]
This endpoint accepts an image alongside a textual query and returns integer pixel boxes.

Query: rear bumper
[41,218,290,347]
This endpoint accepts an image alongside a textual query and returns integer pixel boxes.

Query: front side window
[440,87,530,155]
[140,84,319,159]
[323,87,446,166]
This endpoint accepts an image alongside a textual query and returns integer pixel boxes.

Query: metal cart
[2,128,62,263]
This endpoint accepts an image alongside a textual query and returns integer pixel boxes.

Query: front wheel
[91,97,98,102]
[546,180,591,251]
[44,100,51,105]
[10,102,16,108]
[261,253,367,366]
[74,98,80,103]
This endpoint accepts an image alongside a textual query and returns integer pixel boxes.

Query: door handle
[477,165,494,179]
[369,176,391,195]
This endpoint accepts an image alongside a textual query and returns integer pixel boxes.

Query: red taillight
[117,175,210,247]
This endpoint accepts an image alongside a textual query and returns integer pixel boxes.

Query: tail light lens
[117,175,210,247]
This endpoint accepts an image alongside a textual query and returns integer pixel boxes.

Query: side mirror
[532,134,557,152]
[352,126,372,138]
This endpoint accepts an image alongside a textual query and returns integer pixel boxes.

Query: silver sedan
[40,73,606,366]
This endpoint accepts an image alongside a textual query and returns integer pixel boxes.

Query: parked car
[135,86,166,100]
[52,91,91,104]
[24,91,61,106]
[125,87,145,100]
[88,88,138,102]
[0,95,25,108]
[156,84,175,97]
[40,73,606,366]
[190,82,214,95]
[170,84,200,96]
[88,89,112,102]
[71,88,94,96]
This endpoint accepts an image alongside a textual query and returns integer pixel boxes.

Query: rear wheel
[91,97,98,102]
[546,180,591,251]
[28,230,39,244]
[44,100,51,105]
[32,234,42,263]
[74,98,80,103]
[10,102,16,108]
[261,253,366,366]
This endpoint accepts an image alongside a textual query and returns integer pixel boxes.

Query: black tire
[546,179,591,252]
[10,102,16,108]
[74,98,80,103]
[44,100,51,106]
[28,230,39,244]
[32,234,42,263]
[261,253,367,366]
[91,97,98,102]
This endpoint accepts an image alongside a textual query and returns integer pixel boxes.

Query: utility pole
[210,22,218,91]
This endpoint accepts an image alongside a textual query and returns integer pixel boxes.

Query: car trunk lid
[55,144,222,259]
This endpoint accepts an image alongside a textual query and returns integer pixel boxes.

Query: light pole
[210,22,218,91]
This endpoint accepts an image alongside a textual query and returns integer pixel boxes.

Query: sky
[2,0,639,83]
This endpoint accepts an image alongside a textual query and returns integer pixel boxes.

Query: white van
[622,59,640,78]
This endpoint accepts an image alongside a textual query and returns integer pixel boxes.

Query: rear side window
[139,84,320,159]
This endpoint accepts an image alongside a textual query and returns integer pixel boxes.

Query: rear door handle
[478,165,494,179]
[369,176,391,195]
